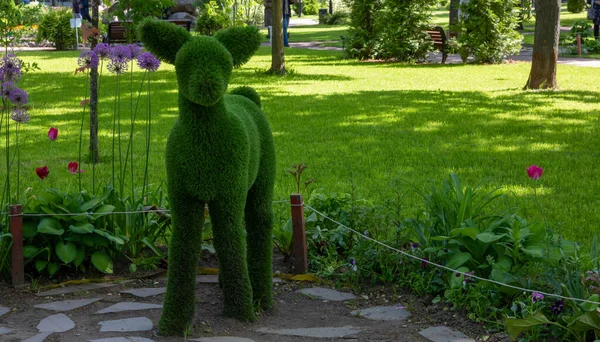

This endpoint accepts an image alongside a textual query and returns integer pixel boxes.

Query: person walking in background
[80,0,92,22]
[283,0,294,47]
[590,0,600,39]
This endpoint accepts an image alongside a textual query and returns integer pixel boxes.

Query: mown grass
[2,44,600,244]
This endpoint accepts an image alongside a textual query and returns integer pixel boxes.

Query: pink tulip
[36,166,49,180]
[48,127,58,141]
[68,161,85,174]
[527,165,543,180]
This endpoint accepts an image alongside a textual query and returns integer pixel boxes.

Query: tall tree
[269,0,286,74]
[524,0,560,89]
[89,0,99,163]
[449,0,459,35]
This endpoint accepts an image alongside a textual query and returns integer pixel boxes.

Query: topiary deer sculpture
[137,19,276,335]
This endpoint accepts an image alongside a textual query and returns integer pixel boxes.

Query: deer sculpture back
[137,19,276,335]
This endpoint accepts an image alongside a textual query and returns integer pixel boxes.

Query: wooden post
[577,33,582,56]
[10,204,24,287]
[290,194,307,274]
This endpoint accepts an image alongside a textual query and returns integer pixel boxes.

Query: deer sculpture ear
[213,26,262,68]
[137,18,192,65]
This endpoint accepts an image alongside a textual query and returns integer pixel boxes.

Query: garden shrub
[297,0,322,15]
[343,0,436,61]
[567,0,585,13]
[457,0,522,63]
[36,7,75,50]
[195,5,230,36]
[320,11,349,25]
[301,174,600,340]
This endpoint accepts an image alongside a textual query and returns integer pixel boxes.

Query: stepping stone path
[22,313,76,342]
[351,305,412,321]
[121,287,166,298]
[34,297,102,311]
[1,275,479,341]
[256,326,361,338]
[0,327,13,334]
[296,287,357,301]
[89,337,155,342]
[98,317,153,332]
[36,313,76,332]
[419,326,475,342]
[96,302,163,314]
[191,338,256,342]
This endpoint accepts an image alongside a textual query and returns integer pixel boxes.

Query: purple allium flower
[551,299,564,315]
[127,44,142,58]
[93,43,111,59]
[412,242,420,249]
[0,54,22,82]
[137,52,160,72]
[1,81,15,99]
[107,59,128,75]
[349,258,355,265]
[531,292,544,303]
[78,50,99,69]
[11,108,30,124]
[110,45,132,63]
[8,87,28,106]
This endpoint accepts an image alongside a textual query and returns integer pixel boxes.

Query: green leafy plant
[36,7,75,50]
[567,0,585,13]
[457,0,522,63]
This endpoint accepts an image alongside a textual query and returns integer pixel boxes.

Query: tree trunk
[524,0,560,90]
[52,0,56,6]
[89,0,99,163]
[269,0,286,75]
[449,0,460,36]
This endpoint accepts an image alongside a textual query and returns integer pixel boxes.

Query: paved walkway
[0,278,480,341]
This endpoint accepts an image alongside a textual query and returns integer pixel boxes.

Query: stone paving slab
[0,306,9,317]
[36,283,119,296]
[96,302,163,314]
[419,326,475,342]
[89,337,155,342]
[36,313,76,333]
[296,287,356,301]
[22,331,52,342]
[190,338,256,342]
[34,298,102,311]
[98,317,153,332]
[0,327,14,334]
[351,305,411,321]
[121,287,166,298]
[256,326,361,338]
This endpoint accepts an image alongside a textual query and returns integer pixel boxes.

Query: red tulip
[48,127,58,141]
[36,166,49,180]
[527,165,543,180]
[68,161,85,174]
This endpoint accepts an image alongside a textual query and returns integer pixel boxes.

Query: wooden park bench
[106,20,192,44]
[425,26,448,64]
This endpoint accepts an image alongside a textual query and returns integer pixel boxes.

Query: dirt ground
[0,252,511,342]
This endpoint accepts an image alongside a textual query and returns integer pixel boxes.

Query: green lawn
[3,47,600,244]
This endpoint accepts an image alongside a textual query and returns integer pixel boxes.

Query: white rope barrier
[304,203,600,306]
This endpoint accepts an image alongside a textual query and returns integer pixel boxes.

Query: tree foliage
[344,0,436,61]
[457,0,522,63]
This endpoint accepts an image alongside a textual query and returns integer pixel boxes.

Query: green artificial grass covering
[136,19,274,334]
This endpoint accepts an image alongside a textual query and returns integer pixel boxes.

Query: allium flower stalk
[93,43,111,59]
[8,87,28,106]
[78,50,99,70]
[137,52,160,72]
[11,108,30,124]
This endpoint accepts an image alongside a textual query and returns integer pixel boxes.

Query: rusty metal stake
[10,204,24,287]
[577,33,582,56]
[290,194,308,274]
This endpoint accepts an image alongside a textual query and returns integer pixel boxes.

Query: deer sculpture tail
[229,86,262,109]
